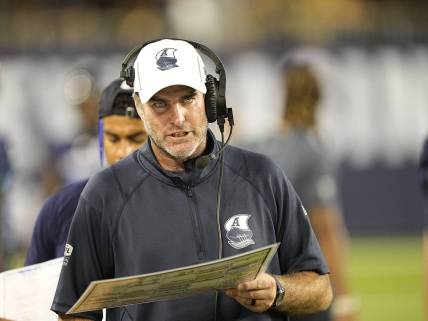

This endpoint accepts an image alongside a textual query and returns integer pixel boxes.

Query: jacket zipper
[185,185,206,260]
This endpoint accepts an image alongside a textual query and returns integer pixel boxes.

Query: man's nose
[171,103,186,126]
[117,141,133,160]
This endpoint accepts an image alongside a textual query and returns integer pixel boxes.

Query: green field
[349,236,423,321]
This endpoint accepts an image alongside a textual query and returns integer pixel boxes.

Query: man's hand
[226,271,332,316]
[225,272,276,313]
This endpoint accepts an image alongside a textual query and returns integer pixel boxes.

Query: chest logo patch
[224,214,255,249]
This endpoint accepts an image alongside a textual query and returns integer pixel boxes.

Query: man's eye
[151,101,166,109]
[107,135,118,143]
[130,135,147,144]
[130,138,143,144]
[182,96,195,104]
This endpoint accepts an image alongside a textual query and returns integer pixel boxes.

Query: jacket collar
[137,129,220,187]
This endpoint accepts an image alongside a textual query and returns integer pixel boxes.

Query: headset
[120,39,234,320]
[120,38,234,168]
[120,37,236,166]
[120,38,228,125]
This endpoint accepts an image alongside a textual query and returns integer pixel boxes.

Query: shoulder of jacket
[225,144,284,178]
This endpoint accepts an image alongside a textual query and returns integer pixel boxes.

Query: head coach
[51,38,332,321]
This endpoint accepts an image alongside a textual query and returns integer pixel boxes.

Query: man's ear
[133,93,144,119]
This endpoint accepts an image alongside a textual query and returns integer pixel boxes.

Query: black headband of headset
[119,38,227,119]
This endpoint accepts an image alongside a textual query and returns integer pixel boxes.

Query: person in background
[0,137,11,270]
[250,63,356,321]
[420,137,428,321]
[41,68,102,198]
[25,78,147,265]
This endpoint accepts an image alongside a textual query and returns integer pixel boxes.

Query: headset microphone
[195,154,213,170]
[195,108,234,169]
[195,137,229,169]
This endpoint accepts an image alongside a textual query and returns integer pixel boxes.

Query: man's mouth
[170,131,189,138]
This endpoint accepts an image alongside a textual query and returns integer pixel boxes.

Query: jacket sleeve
[275,173,330,275]
[51,195,113,321]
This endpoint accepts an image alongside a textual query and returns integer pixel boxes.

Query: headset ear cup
[205,74,218,123]
[125,66,135,87]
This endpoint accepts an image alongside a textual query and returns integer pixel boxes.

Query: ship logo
[156,48,178,71]
[224,214,255,249]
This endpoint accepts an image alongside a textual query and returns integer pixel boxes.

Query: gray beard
[142,115,208,163]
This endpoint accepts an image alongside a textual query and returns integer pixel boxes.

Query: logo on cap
[156,48,178,71]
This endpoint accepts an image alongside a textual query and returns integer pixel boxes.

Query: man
[25,78,147,265]
[0,137,11,270]
[52,39,332,321]
[420,137,428,321]
[249,64,355,321]
[41,68,101,198]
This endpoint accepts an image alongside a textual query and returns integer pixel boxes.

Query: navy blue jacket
[52,131,328,321]
[25,179,88,265]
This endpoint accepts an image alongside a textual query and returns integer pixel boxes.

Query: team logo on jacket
[64,243,73,256]
[156,48,178,70]
[224,214,255,249]
[63,243,73,266]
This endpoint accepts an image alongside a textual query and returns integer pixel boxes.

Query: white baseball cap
[133,39,207,104]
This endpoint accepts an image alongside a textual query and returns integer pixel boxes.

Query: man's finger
[233,295,273,313]
[230,288,275,301]
[237,273,275,291]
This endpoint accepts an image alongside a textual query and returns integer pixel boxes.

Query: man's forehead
[150,85,197,100]
[102,114,143,126]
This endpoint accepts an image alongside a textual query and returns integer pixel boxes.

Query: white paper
[0,257,63,321]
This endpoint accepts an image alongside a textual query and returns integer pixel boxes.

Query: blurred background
[0,1,427,320]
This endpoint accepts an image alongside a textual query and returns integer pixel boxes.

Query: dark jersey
[421,137,428,229]
[52,131,328,321]
[25,179,88,265]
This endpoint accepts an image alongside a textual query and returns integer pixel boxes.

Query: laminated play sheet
[68,243,279,314]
